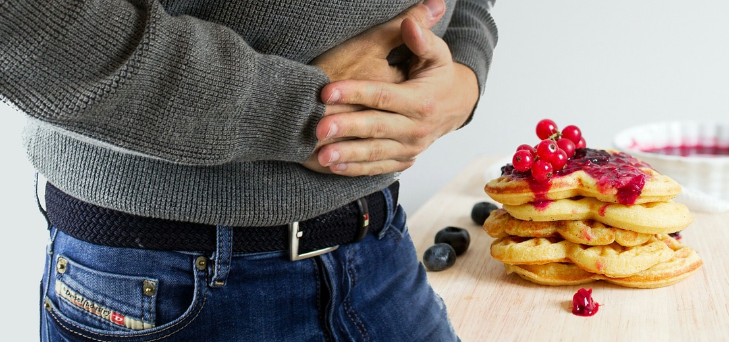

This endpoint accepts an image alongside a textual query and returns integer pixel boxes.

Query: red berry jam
[642,145,729,157]
[532,200,553,211]
[598,204,609,217]
[572,288,599,317]
[501,148,653,205]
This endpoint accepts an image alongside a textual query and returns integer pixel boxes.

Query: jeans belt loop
[211,226,233,286]
[378,187,394,239]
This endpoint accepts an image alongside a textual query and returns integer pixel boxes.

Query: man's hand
[311,0,445,85]
[302,0,447,173]
[313,17,480,176]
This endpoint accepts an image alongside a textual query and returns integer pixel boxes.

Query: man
[0,0,496,340]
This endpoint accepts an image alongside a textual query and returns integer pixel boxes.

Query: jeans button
[195,256,208,271]
[56,257,67,274]
[143,280,157,296]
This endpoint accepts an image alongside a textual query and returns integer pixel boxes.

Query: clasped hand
[305,0,479,176]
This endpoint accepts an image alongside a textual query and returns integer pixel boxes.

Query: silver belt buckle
[288,222,339,261]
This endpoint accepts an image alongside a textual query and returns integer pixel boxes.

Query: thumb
[400,17,451,68]
[362,0,446,55]
[415,0,446,28]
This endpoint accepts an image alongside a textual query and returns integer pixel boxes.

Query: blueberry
[434,226,470,255]
[422,243,457,272]
[471,201,498,225]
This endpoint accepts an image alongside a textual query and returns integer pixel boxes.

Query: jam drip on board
[572,288,599,317]
[501,148,653,205]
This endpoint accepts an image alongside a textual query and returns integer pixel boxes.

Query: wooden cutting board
[408,156,729,341]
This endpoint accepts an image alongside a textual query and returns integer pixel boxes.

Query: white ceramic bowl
[614,121,729,213]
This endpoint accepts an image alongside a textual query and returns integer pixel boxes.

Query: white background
[1,1,728,338]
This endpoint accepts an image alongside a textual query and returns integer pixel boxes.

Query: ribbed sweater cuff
[249,55,329,163]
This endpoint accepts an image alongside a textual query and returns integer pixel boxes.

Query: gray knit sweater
[0,0,497,226]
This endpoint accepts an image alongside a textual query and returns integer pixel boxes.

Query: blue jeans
[40,199,459,341]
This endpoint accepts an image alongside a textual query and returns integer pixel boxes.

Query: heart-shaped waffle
[485,148,681,206]
[491,235,676,278]
[503,237,702,288]
[484,209,653,246]
[502,197,692,234]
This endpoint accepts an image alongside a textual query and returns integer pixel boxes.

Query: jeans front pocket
[52,254,157,331]
[42,230,207,342]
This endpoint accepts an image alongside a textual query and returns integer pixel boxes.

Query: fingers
[314,111,425,176]
[400,17,450,65]
[362,0,446,54]
[301,153,334,174]
[321,18,452,112]
[317,139,417,176]
[317,138,409,166]
[399,0,445,30]
[326,159,416,177]
[323,103,365,116]
[315,109,414,142]
[321,80,422,116]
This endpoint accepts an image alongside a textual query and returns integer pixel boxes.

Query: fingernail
[327,151,340,165]
[334,163,347,171]
[325,124,338,139]
[326,89,341,104]
[424,0,443,18]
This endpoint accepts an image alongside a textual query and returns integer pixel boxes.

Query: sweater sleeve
[445,0,498,95]
[0,0,328,165]
[443,0,498,126]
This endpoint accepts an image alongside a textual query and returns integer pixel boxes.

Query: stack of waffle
[483,148,703,288]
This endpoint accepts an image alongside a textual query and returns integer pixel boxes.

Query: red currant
[536,139,558,161]
[512,150,534,172]
[550,148,568,170]
[557,138,576,158]
[536,119,558,140]
[531,160,553,183]
[575,137,587,149]
[516,144,536,156]
[561,125,582,144]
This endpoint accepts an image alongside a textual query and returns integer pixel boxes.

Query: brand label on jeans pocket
[55,280,154,330]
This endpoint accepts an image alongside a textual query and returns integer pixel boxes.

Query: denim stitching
[45,258,208,339]
[385,215,405,243]
[42,310,50,342]
[54,290,138,332]
[53,254,158,327]
[42,229,59,306]
[227,227,232,276]
[378,188,394,240]
[214,227,222,286]
[143,287,155,329]
[53,257,144,331]
[212,226,233,287]
[313,258,335,342]
[343,246,370,342]
[141,288,147,329]
[48,296,207,341]
[313,259,321,336]
[386,226,403,244]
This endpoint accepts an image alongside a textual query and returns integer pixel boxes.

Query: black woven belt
[45,182,398,259]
